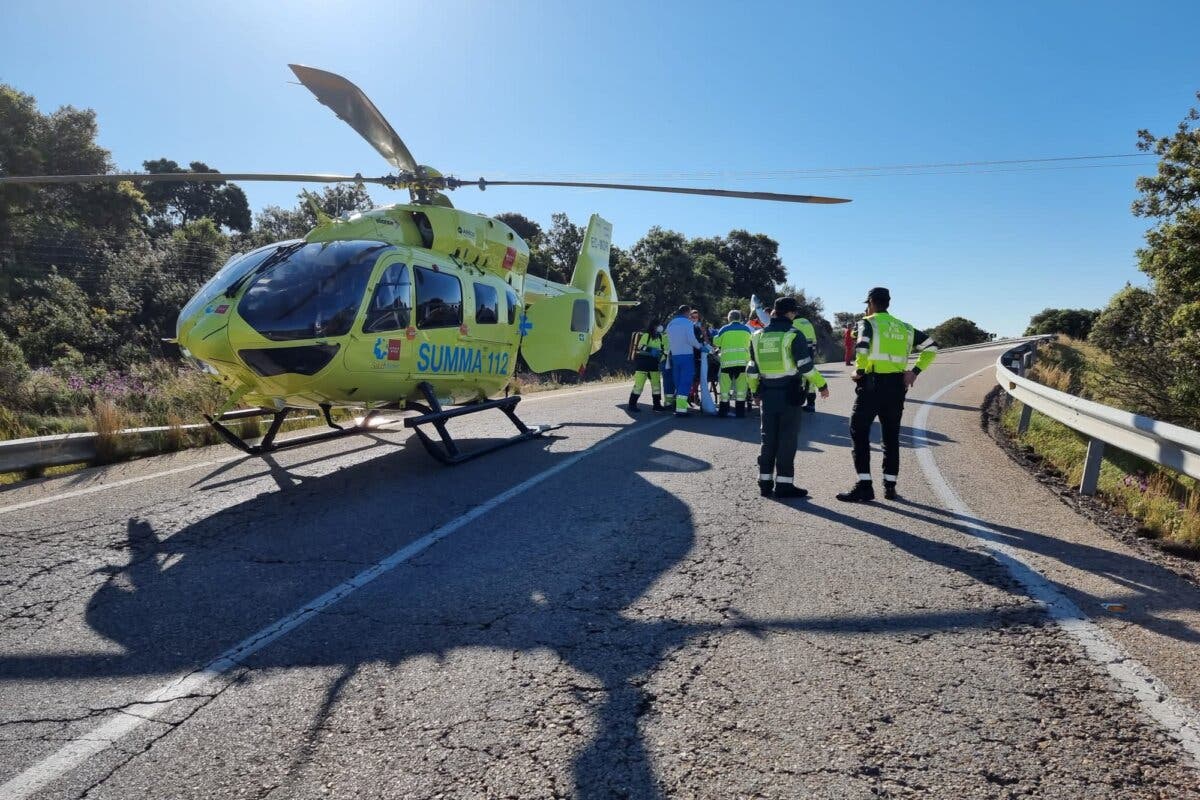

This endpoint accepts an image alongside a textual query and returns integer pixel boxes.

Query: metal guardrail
[0,336,1086,475]
[0,410,314,474]
[996,338,1200,495]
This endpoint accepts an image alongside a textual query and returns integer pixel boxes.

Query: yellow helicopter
[0,65,849,463]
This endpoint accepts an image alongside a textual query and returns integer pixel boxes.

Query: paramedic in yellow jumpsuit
[628,321,668,413]
[712,310,753,417]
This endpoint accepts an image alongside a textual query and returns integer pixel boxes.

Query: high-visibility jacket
[791,317,817,352]
[713,322,753,368]
[751,318,828,389]
[854,312,939,375]
[633,332,667,372]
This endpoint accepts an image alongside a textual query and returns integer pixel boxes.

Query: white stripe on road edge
[0,383,629,517]
[0,459,241,517]
[914,366,1200,766]
[0,415,670,799]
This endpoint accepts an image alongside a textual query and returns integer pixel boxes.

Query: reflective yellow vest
[857,312,914,374]
[791,317,817,349]
[713,322,753,367]
[751,329,798,377]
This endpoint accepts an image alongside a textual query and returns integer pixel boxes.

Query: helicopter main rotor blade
[288,64,418,174]
[0,172,392,186]
[473,179,850,204]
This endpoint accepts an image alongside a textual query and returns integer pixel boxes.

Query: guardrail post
[1022,351,1033,371]
[1017,403,1033,435]
[1004,358,1024,408]
[1080,438,1105,496]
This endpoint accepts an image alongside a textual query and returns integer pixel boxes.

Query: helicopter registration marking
[416,342,509,375]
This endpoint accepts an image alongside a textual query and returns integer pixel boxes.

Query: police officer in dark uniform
[751,296,829,498]
[837,287,939,502]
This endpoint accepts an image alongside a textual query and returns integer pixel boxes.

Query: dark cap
[864,287,891,305]
[773,296,799,315]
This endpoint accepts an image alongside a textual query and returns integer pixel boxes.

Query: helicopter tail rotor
[568,215,626,354]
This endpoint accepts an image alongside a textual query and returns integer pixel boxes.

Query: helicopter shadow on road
[190,437,402,492]
[0,417,1044,798]
[906,398,981,413]
[797,502,1031,601]
[187,419,572,492]
[877,499,1200,646]
[816,421,955,453]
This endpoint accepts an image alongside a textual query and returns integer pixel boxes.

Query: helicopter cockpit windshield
[238,240,394,341]
[176,241,302,339]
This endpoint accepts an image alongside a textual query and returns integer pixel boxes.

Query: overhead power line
[471,153,1157,183]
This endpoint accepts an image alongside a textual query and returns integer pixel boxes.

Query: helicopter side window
[414,266,463,329]
[363,263,412,333]
[505,287,520,325]
[473,283,499,325]
[570,298,592,333]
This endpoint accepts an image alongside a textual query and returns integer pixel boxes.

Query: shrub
[0,331,30,403]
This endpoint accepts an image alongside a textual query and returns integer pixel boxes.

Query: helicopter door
[463,276,517,381]
[344,257,415,376]
[519,291,593,373]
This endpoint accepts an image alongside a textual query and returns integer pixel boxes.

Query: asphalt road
[2,344,1199,799]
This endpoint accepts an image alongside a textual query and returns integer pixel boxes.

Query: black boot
[836,480,875,503]
[804,392,816,412]
[718,401,731,417]
[627,393,640,413]
[758,479,773,497]
[884,482,899,500]
[651,394,663,411]
[774,483,809,499]
[734,401,746,418]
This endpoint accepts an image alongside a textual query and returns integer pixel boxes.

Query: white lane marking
[0,459,240,517]
[0,383,629,517]
[0,415,670,798]
[520,383,627,402]
[914,365,1200,766]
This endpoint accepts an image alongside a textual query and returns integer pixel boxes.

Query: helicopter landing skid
[203,406,395,455]
[403,381,560,465]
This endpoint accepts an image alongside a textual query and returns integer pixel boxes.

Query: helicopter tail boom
[519,214,624,373]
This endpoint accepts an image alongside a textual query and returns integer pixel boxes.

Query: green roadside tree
[1091,91,1200,426]
[930,316,991,348]
[0,85,147,246]
[239,184,378,249]
[542,212,584,284]
[1025,308,1100,339]
[833,311,863,331]
[689,229,787,302]
[140,158,251,233]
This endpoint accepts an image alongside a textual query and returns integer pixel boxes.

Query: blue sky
[3,0,1198,334]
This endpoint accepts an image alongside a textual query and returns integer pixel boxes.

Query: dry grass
[0,365,629,486]
[1008,338,1200,552]
[510,371,630,396]
[1003,402,1200,554]
[91,399,126,464]
[1030,363,1073,393]
[164,412,187,452]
